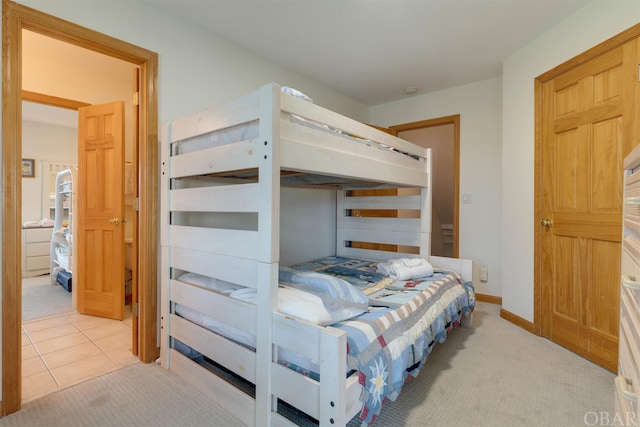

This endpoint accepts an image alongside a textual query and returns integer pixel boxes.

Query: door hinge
[135,197,140,212]
[638,64,640,82]
[133,91,140,106]
[133,302,139,317]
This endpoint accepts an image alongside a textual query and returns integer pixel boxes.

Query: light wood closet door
[541,39,640,372]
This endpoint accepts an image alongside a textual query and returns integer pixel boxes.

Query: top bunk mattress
[164,83,430,189]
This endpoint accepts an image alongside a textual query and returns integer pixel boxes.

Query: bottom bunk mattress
[287,256,475,424]
[172,256,475,425]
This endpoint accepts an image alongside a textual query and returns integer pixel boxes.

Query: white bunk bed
[50,167,77,292]
[160,83,474,426]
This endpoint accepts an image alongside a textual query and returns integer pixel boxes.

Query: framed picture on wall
[22,158,35,178]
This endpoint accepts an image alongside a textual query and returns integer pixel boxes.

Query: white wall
[502,0,640,321]
[370,77,503,298]
[280,188,336,266]
[16,0,369,125]
[22,120,77,223]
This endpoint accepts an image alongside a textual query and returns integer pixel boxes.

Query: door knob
[540,218,553,228]
[109,218,121,225]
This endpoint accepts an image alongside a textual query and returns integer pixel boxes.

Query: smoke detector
[404,86,418,95]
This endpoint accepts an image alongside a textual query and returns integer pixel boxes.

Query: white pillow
[230,286,334,326]
[177,272,243,295]
[279,267,368,322]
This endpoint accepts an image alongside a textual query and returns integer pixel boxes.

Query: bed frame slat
[272,363,320,419]
[169,90,260,143]
[281,94,426,160]
[271,412,298,427]
[169,182,259,213]
[169,348,256,426]
[281,120,425,171]
[340,216,421,233]
[272,313,322,360]
[171,280,256,334]
[169,225,258,259]
[171,314,256,380]
[170,246,259,288]
[170,139,260,178]
[338,228,423,247]
[339,194,421,210]
[336,246,426,262]
[281,138,427,187]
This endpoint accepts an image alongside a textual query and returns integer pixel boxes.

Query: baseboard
[475,293,502,305]
[473,294,539,335]
[500,308,538,335]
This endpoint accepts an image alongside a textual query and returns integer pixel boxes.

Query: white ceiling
[152,0,590,106]
[22,0,591,127]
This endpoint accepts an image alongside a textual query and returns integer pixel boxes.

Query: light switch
[480,266,488,282]
[462,193,472,204]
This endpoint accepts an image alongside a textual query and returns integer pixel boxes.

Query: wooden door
[77,101,125,320]
[540,39,640,371]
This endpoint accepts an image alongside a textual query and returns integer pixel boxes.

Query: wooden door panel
[593,66,622,104]
[551,314,618,370]
[82,229,120,317]
[588,239,620,335]
[541,40,639,371]
[592,118,624,211]
[554,128,583,210]
[553,212,622,240]
[552,235,578,320]
[554,100,622,133]
[553,48,622,90]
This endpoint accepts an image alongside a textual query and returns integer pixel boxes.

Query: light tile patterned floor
[21,308,137,403]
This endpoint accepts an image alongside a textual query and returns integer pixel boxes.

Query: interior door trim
[533,23,640,337]
[2,0,159,414]
[22,91,90,110]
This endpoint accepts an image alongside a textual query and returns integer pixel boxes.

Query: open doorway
[21,100,79,320]
[3,0,159,415]
[20,96,138,402]
[391,115,460,258]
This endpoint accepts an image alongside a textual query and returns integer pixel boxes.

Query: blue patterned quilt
[291,257,475,425]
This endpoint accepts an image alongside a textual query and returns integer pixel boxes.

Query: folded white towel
[377,257,434,280]
[40,218,55,227]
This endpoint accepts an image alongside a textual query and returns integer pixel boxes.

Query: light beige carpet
[22,275,73,322]
[345,302,614,426]
[0,302,615,427]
